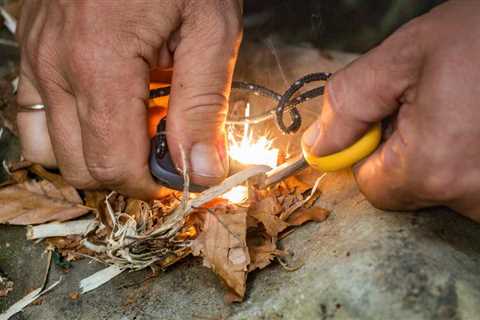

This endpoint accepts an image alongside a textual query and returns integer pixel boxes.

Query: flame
[223,103,279,204]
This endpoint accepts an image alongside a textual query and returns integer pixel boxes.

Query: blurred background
[0,0,447,78]
[243,0,445,52]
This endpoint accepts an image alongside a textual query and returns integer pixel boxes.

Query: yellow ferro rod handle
[303,123,382,172]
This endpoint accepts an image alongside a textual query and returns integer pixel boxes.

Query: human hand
[16,0,242,199]
[302,1,480,222]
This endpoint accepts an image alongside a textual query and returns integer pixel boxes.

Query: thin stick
[145,165,271,238]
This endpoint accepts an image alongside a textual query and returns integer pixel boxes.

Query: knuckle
[182,94,227,120]
[178,99,227,138]
[62,172,98,190]
[325,78,349,119]
[87,163,126,186]
[187,1,242,48]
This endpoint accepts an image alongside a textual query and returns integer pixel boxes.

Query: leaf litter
[0,158,330,307]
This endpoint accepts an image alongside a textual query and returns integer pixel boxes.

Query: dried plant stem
[280,173,326,220]
[146,165,271,238]
[27,219,97,240]
[79,265,124,294]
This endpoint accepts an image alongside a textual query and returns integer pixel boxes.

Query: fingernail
[190,142,226,178]
[302,121,320,149]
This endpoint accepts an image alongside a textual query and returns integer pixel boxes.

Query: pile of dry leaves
[0,160,329,301]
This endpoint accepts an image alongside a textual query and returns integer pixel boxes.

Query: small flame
[223,103,279,204]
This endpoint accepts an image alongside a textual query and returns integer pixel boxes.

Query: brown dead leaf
[0,169,29,188]
[125,199,144,216]
[279,190,322,221]
[248,209,289,238]
[283,175,312,194]
[279,193,303,213]
[0,180,89,225]
[247,196,289,237]
[191,206,250,299]
[84,191,107,209]
[253,196,282,216]
[29,165,84,204]
[11,169,28,183]
[246,215,258,229]
[247,233,281,272]
[69,291,80,300]
[286,207,330,226]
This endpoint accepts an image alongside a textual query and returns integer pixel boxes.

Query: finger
[18,63,99,189]
[302,19,426,157]
[70,51,163,199]
[166,1,242,186]
[42,87,100,189]
[16,71,57,167]
[352,124,429,211]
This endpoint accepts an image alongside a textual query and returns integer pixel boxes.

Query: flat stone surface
[1,43,480,320]
[2,171,480,320]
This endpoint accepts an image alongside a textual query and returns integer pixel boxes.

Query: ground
[1,15,480,319]
[2,170,480,320]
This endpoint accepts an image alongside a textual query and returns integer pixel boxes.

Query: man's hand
[302,1,480,222]
[16,0,242,199]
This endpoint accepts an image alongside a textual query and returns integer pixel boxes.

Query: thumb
[166,1,242,186]
[302,20,425,158]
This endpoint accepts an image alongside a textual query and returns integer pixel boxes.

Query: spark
[223,103,279,204]
[228,103,279,169]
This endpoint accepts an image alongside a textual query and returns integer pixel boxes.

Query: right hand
[16,0,242,199]
[302,1,480,222]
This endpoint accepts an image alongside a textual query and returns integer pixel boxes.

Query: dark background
[244,0,445,52]
[0,0,447,74]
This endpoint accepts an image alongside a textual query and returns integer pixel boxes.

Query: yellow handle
[303,123,381,172]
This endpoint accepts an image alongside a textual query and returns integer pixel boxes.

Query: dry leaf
[253,197,282,216]
[84,191,107,209]
[0,170,28,188]
[191,206,250,298]
[283,175,312,194]
[0,180,89,225]
[68,291,80,301]
[286,207,330,226]
[248,195,289,237]
[248,209,289,238]
[247,233,281,272]
[29,165,84,204]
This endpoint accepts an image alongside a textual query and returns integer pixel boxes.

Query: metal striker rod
[262,153,308,187]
